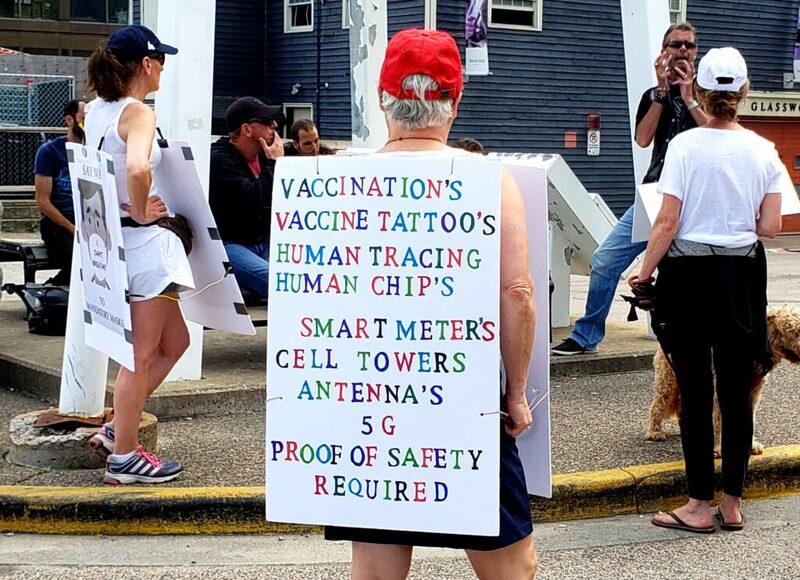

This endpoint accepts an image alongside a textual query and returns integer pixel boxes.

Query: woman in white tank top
[84,25,190,485]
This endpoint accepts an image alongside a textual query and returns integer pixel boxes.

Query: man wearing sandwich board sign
[266,29,548,580]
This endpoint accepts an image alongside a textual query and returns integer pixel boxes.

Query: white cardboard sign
[496,160,552,499]
[266,155,503,535]
[632,182,662,243]
[154,141,255,335]
[66,143,134,370]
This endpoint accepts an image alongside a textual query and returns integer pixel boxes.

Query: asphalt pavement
[0,493,798,579]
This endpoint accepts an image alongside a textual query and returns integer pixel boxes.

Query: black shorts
[324,429,533,551]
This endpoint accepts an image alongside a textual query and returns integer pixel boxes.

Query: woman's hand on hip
[120,195,168,224]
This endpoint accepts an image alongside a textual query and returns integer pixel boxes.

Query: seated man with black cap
[209,96,284,300]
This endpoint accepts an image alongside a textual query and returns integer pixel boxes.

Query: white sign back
[266,154,502,535]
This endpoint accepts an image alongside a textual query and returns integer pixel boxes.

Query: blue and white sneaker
[88,423,115,459]
[104,445,184,485]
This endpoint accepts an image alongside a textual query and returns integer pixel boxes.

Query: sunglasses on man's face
[147,51,166,65]
[248,118,277,128]
[666,40,697,49]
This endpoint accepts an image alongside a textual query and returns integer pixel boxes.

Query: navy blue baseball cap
[106,25,178,63]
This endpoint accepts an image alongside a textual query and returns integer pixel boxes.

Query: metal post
[348,0,388,148]
[620,0,669,183]
[58,236,108,416]
[144,0,217,381]
[549,225,572,328]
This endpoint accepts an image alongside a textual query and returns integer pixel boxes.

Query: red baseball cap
[379,29,463,101]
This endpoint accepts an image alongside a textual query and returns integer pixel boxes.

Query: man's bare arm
[498,169,536,437]
[35,174,75,234]
[635,100,664,148]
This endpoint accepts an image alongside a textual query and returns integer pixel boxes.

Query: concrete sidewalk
[0,235,797,534]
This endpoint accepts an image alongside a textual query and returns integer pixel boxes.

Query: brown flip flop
[715,509,745,531]
[651,511,715,534]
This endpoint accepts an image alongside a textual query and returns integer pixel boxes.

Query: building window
[285,0,313,33]
[283,104,314,138]
[489,0,542,31]
[669,0,687,24]
[0,0,60,20]
[71,0,129,24]
[489,0,542,30]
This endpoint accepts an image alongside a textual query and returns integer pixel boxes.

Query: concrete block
[20,220,38,233]
[2,206,27,219]
[8,408,158,470]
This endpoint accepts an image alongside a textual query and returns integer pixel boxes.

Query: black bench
[0,241,272,327]
[240,288,268,327]
[0,239,53,284]
[249,305,268,328]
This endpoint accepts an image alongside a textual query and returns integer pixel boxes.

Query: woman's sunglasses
[147,51,166,65]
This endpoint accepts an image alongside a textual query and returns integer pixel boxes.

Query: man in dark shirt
[34,98,85,286]
[209,97,284,299]
[284,119,334,157]
[552,22,708,356]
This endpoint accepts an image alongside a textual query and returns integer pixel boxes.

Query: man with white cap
[323,28,538,580]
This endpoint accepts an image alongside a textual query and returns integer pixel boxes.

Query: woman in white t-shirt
[84,26,192,485]
[630,47,784,534]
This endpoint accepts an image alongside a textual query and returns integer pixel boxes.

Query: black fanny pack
[120,214,193,255]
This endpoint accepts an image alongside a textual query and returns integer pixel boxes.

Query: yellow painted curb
[533,468,637,522]
[1,445,798,535]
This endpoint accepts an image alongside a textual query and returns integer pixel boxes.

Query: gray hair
[662,21,696,46]
[380,74,454,130]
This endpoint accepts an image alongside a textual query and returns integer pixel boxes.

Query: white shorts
[125,228,194,302]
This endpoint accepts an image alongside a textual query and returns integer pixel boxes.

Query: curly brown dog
[646,307,800,455]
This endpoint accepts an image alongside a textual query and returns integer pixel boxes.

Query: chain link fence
[0,73,75,127]
[0,127,68,192]
[0,73,74,198]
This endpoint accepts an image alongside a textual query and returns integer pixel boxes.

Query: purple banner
[466,0,487,48]
[465,0,489,75]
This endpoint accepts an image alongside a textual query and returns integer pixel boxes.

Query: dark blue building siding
[206,0,800,212]
[263,0,423,140]
[388,1,425,35]
[689,0,797,91]
[263,0,637,213]
[211,1,267,134]
[437,0,635,214]
[265,0,350,139]
[132,0,266,135]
